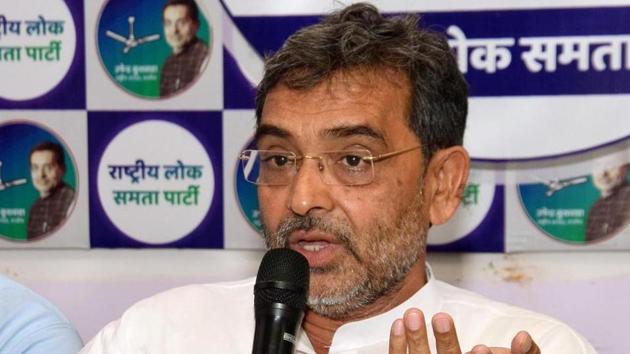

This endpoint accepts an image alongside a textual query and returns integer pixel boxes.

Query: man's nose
[39,169,50,179]
[287,159,334,216]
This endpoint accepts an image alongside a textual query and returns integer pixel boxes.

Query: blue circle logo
[234,137,262,233]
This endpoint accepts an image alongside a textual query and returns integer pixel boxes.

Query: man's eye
[273,155,289,166]
[262,154,292,167]
[341,155,364,167]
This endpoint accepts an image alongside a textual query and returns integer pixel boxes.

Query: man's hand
[388,309,541,354]
[465,331,541,354]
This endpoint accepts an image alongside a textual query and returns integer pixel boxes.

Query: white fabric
[81,266,596,354]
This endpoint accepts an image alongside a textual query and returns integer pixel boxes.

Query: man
[585,163,630,242]
[27,141,74,239]
[0,275,83,353]
[82,4,596,353]
[159,0,209,97]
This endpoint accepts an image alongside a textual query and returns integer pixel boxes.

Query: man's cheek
[340,191,389,226]
[258,192,283,231]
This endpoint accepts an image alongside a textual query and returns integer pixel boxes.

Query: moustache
[267,215,361,262]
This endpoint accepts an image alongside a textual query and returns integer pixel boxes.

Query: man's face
[593,165,627,196]
[258,70,429,319]
[163,4,198,54]
[30,150,64,198]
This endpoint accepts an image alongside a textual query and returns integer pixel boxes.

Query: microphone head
[255,248,310,311]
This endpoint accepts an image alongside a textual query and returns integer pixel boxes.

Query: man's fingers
[389,319,407,354]
[511,331,541,354]
[465,344,493,354]
[403,309,430,354]
[392,311,538,354]
[484,348,511,354]
[432,312,462,354]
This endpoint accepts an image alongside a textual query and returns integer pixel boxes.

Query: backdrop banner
[1,0,628,250]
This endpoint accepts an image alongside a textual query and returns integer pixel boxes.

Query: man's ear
[423,146,470,226]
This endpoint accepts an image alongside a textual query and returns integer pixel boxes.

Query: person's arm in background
[0,276,83,354]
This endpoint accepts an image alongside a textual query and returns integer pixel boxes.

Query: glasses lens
[325,150,374,186]
[240,150,296,185]
[240,150,260,184]
[240,150,374,186]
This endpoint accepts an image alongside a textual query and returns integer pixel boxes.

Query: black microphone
[252,248,310,354]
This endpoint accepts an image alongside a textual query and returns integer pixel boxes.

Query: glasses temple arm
[366,145,422,162]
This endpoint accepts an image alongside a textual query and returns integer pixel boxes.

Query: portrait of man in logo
[585,163,630,242]
[160,0,209,97]
[97,0,212,99]
[0,122,78,242]
[27,141,75,239]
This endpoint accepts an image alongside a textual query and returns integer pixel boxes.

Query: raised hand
[389,309,540,354]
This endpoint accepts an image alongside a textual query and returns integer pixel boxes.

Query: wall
[1,250,628,353]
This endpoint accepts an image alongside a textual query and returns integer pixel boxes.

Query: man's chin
[306,271,367,312]
[306,286,365,320]
[34,186,51,196]
[166,41,183,52]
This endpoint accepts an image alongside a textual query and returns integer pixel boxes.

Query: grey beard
[306,218,425,319]
[261,186,426,319]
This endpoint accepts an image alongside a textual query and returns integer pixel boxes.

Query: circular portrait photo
[97,0,212,99]
[518,162,630,244]
[0,121,77,241]
[234,137,263,234]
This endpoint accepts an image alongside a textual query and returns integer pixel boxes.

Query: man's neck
[302,260,427,354]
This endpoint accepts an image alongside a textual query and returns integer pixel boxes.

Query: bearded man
[82,3,596,353]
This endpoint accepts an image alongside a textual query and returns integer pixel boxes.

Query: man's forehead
[30,150,56,162]
[164,5,190,18]
[269,68,408,99]
[259,71,413,147]
[255,121,386,144]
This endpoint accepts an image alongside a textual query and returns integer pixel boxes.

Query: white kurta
[81,266,596,354]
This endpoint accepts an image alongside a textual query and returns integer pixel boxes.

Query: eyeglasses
[239,146,421,186]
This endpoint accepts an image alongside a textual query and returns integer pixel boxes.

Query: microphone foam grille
[255,248,310,310]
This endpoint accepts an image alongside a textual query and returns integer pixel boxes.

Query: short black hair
[163,0,200,24]
[29,141,66,172]
[255,3,468,161]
